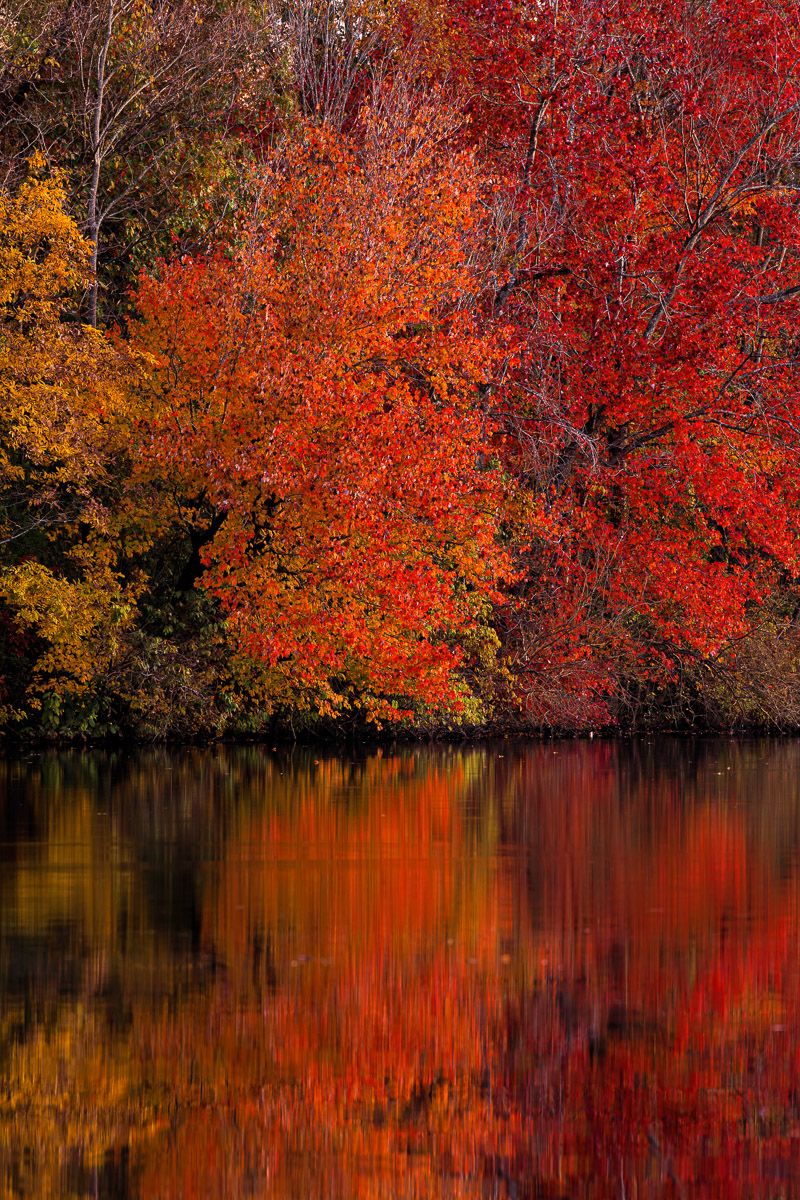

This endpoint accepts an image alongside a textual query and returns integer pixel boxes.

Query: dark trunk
[176,510,227,591]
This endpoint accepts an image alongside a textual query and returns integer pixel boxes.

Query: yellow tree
[0,156,138,728]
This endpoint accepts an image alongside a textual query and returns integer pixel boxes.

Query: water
[1,739,800,1197]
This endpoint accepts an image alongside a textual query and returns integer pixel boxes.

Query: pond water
[1,739,800,1197]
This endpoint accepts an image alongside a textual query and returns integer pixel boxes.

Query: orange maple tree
[131,92,508,721]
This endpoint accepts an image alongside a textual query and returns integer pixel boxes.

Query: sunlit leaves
[131,100,508,721]
[0,157,139,722]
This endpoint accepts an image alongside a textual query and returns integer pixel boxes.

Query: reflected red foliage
[5,745,800,1197]
[128,746,800,1198]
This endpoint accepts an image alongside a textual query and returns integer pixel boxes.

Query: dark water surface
[2,740,800,1197]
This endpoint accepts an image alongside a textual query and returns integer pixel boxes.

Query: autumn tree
[1,0,259,325]
[407,0,800,726]
[130,90,508,723]
[0,155,138,728]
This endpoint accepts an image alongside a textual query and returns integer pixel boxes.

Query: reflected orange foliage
[4,745,800,1197]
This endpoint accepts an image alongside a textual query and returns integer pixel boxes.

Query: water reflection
[2,740,800,1196]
